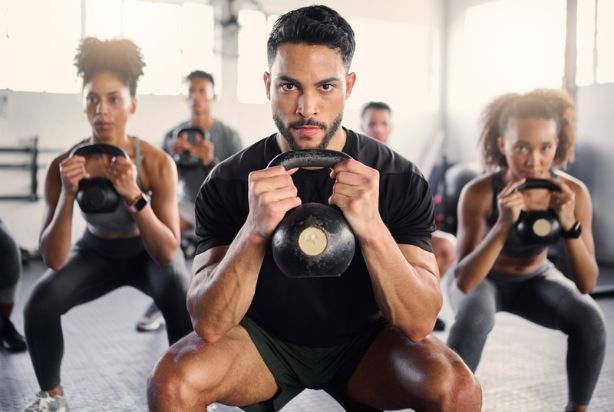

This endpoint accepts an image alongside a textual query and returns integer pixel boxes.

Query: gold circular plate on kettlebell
[298,226,328,256]
[532,218,552,237]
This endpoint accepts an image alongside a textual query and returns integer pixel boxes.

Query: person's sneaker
[434,317,447,332]
[136,303,165,332]
[0,315,27,352]
[24,391,68,412]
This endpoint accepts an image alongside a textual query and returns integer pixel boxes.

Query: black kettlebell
[268,149,355,278]
[173,127,205,168]
[70,143,128,214]
[512,178,562,244]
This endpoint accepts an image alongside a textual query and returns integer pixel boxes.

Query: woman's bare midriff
[492,251,548,275]
[89,229,140,239]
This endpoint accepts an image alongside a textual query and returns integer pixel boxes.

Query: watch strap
[561,221,582,238]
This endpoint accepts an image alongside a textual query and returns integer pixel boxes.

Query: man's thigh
[153,325,279,408]
[344,326,473,411]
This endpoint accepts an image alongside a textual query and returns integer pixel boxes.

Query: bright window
[86,0,218,95]
[463,0,566,102]
[576,0,596,85]
[595,0,614,83]
[576,0,614,85]
[237,9,277,104]
[1,0,218,95]
[351,17,440,113]
[0,0,81,93]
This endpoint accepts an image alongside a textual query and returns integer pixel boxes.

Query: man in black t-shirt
[148,5,481,412]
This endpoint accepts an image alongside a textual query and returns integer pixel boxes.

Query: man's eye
[321,83,333,91]
[281,83,296,91]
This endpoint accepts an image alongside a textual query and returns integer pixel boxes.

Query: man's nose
[95,100,107,114]
[296,91,319,118]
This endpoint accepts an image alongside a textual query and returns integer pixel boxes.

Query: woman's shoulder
[459,172,496,216]
[138,138,173,165]
[554,170,590,195]
[136,138,176,187]
[463,172,493,197]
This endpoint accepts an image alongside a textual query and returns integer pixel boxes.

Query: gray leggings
[446,261,606,405]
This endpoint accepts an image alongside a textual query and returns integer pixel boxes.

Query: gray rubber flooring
[1,259,613,411]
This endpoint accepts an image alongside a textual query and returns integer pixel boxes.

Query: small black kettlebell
[268,149,355,278]
[70,143,129,214]
[173,127,206,168]
[512,178,562,245]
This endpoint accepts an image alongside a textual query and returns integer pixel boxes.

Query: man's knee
[445,357,482,411]
[148,350,187,411]
[147,342,215,411]
[417,351,482,411]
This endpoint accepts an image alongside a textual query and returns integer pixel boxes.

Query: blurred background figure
[0,218,26,352]
[135,70,243,332]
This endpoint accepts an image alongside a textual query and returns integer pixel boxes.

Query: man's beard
[273,113,343,150]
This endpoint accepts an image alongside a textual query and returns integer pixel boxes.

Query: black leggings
[0,219,21,305]
[446,261,606,405]
[24,230,193,390]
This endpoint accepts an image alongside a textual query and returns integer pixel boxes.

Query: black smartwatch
[127,192,150,213]
[561,221,582,239]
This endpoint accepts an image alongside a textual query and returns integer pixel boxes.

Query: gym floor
[1,259,613,412]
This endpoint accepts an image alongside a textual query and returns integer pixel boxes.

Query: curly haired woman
[23,38,192,411]
[446,89,605,412]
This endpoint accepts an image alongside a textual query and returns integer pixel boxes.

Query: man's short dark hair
[186,70,215,86]
[267,5,355,70]
[361,101,392,119]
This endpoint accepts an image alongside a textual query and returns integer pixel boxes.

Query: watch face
[134,195,148,211]
[129,193,149,212]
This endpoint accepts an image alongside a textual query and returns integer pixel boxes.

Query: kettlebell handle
[70,143,129,159]
[176,127,206,140]
[267,149,351,170]
[512,178,560,193]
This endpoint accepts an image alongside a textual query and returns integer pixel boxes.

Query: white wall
[0,0,445,250]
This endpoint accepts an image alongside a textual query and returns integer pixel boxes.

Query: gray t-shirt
[163,119,243,203]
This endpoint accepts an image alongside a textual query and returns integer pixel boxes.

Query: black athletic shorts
[239,316,387,412]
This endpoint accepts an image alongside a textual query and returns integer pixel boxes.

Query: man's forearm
[360,222,442,341]
[187,225,267,342]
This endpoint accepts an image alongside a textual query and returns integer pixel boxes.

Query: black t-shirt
[195,129,435,346]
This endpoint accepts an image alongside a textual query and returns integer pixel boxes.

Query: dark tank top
[486,171,549,258]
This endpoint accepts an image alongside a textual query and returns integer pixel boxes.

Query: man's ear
[345,72,356,99]
[264,72,272,101]
[130,97,137,114]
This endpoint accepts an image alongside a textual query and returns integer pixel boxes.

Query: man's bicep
[398,243,440,279]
